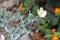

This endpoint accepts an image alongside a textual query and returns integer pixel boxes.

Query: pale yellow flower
[37,7,47,18]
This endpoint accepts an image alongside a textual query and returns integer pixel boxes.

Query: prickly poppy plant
[0,0,60,40]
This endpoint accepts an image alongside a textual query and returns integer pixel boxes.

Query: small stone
[20,33,31,40]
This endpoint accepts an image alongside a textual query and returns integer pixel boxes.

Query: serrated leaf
[52,17,59,25]
[45,29,51,34]
[20,10,26,15]
[38,26,44,30]
[32,5,38,16]
[24,0,31,8]
[54,32,60,37]
[45,33,52,38]
[57,25,60,32]
[47,12,59,26]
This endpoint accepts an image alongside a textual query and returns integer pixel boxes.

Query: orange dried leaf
[30,32,45,40]
[33,33,40,40]
[55,8,60,13]
[51,28,56,33]
[19,4,25,11]
[52,36,59,40]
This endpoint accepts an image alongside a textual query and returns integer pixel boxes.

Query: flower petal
[40,7,44,11]
[43,10,47,16]
[37,7,47,18]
